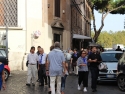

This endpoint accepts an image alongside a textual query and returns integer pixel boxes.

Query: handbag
[72,61,77,66]
[26,61,28,67]
[98,63,108,70]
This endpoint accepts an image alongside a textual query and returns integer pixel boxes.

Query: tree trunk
[93,30,101,42]
[92,9,105,43]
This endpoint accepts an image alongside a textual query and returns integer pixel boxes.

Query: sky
[92,10,125,32]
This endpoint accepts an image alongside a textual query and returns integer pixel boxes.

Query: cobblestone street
[0,71,125,94]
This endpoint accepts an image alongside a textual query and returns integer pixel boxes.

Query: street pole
[6,26,8,58]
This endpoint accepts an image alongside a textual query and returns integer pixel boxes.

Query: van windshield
[101,53,123,62]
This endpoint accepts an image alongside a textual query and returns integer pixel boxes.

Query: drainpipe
[6,26,8,58]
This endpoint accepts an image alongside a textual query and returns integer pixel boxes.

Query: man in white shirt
[26,46,39,86]
[38,48,47,86]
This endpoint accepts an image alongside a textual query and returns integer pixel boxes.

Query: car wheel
[4,69,9,81]
[118,75,125,92]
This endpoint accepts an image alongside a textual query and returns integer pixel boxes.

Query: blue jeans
[61,75,67,92]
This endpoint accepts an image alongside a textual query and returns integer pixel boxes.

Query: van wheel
[118,75,125,92]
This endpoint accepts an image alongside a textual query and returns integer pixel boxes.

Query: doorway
[54,34,60,42]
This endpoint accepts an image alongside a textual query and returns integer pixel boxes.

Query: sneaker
[48,91,51,94]
[65,71,69,75]
[83,87,87,92]
[39,83,44,86]
[37,79,40,82]
[78,85,81,90]
[45,83,48,85]
[26,83,30,86]
[92,89,97,92]
[32,83,35,86]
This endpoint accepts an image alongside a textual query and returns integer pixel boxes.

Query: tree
[90,0,125,42]
[91,30,125,47]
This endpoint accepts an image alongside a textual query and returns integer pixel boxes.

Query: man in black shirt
[115,46,122,51]
[88,47,102,92]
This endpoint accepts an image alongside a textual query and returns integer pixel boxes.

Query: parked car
[117,52,125,92]
[98,51,123,82]
[106,49,116,51]
[0,48,10,81]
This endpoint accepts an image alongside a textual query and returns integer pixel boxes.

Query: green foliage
[91,0,125,14]
[91,30,125,48]
[91,0,125,42]
[0,45,6,48]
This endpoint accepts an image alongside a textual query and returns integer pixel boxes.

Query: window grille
[0,0,17,27]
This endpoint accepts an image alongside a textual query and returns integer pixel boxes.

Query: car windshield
[101,53,123,62]
[0,50,6,57]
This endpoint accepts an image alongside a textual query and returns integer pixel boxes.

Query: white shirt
[38,53,47,64]
[27,53,39,64]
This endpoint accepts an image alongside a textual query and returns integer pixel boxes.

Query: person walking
[77,50,88,92]
[46,42,66,94]
[88,47,102,92]
[36,46,41,55]
[61,70,68,94]
[36,46,41,82]
[26,46,39,86]
[0,62,5,91]
[115,46,122,51]
[46,46,54,94]
[65,49,72,74]
[38,48,47,86]
[71,49,79,75]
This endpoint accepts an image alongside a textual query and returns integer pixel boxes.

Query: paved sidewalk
[0,71,124,94]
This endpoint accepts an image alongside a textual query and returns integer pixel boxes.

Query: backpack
[66,53,71,61]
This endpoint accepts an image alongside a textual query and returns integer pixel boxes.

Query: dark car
[117,52,125,92]
[0,48,10,80]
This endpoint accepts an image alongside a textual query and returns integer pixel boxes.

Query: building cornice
[0,27,23,30]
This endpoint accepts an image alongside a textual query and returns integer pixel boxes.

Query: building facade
[0,0,91,70]
[47,0,71,50]
[0,0,47,70]
[71,0,91,49]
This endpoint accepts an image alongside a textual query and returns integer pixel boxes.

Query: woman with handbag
[77,50,88,92]
[71,49,79,75]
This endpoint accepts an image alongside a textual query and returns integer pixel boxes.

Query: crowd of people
[25,41,103,94]
[0,42,124,93]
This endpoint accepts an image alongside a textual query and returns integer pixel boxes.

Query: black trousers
[37,63,40,80]
[39,64,47,85]
[90,67,99,89]
[78,71,88,87]
[48,76,50,88]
